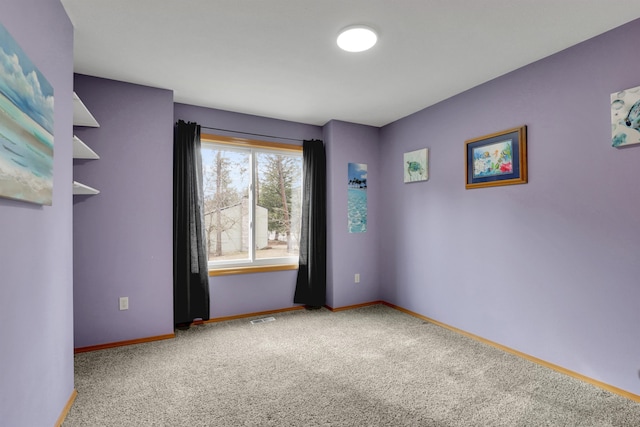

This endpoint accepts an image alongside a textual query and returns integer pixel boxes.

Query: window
[200,134,303,274]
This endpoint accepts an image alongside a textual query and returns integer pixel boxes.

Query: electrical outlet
[355,273,360,283]
[119,297,129,311]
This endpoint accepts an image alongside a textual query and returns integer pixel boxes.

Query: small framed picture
[465,126,527,189]
[404,148,428,183]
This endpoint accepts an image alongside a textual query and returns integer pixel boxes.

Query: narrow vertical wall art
[347,162,367,233]
[0,23,55,205]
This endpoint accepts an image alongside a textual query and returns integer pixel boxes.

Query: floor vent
[250,317,276,325]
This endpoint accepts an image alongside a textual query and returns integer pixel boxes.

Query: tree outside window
[201,136,302,269]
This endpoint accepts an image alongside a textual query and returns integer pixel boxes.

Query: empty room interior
[2,1,640,425]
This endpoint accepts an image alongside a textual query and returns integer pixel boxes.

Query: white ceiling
[61,1,640,127]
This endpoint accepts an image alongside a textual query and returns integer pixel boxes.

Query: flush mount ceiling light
[337,25,378,52]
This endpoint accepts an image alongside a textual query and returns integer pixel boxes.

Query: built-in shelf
[73,91,100,127]
[73,92,100,196]
[73,181,100,195]
[73,135,100,159]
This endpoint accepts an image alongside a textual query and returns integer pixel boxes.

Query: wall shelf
[73,135,100,159]
[73,92,100,196]
[73,181,100,195]
[73,91,100,127]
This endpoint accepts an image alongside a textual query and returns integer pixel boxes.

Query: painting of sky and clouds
[0,23,54,205]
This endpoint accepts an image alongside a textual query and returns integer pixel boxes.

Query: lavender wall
[174,103,323,317]
[0,1,74,425]
[324,120,381,308]
[379,19,640,395]
[73,75,174,348]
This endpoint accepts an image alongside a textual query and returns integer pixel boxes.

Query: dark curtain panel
[294,139,327,308]
[173,120,210,325]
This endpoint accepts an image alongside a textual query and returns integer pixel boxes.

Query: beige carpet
[64,304,640,426]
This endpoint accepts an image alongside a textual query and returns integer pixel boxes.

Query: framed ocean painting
[611,85,640,148]
[0,23,54,205]
[465,126,527,189]
[404,148,428,183]
[347,162,367,233]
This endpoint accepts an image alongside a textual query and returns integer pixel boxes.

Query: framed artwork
[347,162,367,233]
[0,23,54,205]
[611,85,640,148]
[404,148,428,183]
[465,126,527,189]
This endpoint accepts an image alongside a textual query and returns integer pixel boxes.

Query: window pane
[255,152,302,260]
[201,145,251,262]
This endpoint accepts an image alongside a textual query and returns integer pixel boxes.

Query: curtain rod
[200,126,304,142]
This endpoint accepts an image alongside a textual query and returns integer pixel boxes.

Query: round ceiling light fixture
[337,25,378,52]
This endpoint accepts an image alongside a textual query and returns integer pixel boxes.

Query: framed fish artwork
[465,126,527,189]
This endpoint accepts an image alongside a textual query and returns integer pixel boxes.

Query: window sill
[209,264,298,276]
